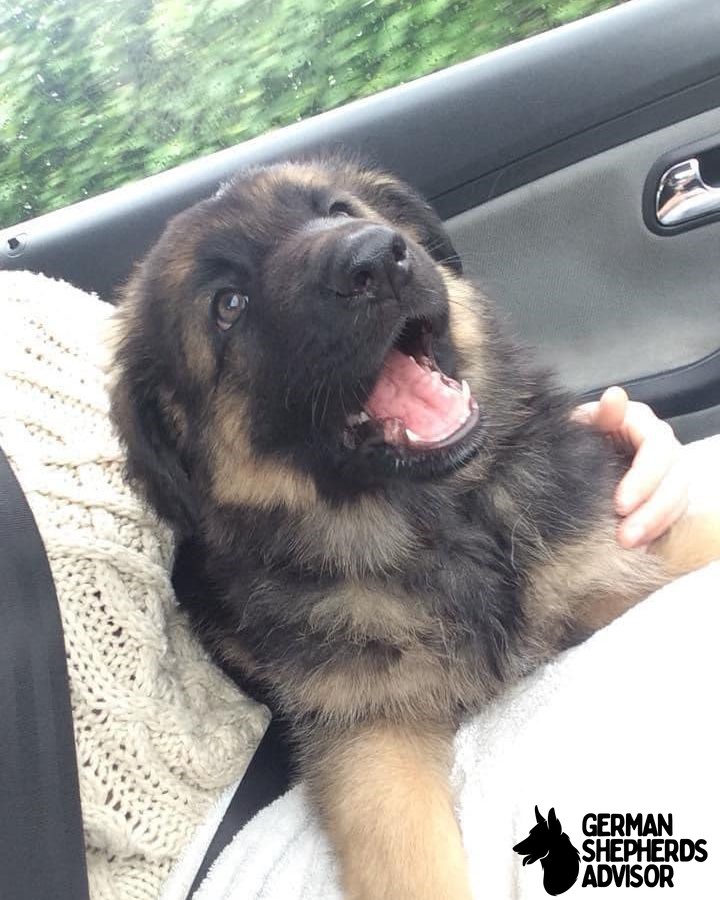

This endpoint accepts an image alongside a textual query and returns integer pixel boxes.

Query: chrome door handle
[656,157,720,226]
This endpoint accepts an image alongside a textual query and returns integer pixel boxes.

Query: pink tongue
[365,350,473,445]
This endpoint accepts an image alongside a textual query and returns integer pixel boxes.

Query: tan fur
[180,318,217,384]
[525,511,720,640]
[222,643,483,733]
[163,248,202,291]
[291,496,418,577]
[156,218,210,292]
[310,722,472,900]
[443,271,487,384]
[208,388,319,511]
[225,603,500,730]
[524,520,669,642]
[219,577,497,727]
[651,511,720,576]
[286,643,454,725]
[307,581,433,646]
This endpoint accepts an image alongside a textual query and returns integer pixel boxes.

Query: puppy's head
[111,159,485,530]
[512,806,553,862]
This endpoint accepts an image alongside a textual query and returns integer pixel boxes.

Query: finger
[572,387,627,429]
[615,401,668,452]
[615,416,679,515]
[591,386,628,434]
[617,470,689,548]
[618,493,688,548]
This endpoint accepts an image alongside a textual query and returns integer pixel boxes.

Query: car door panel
[446,107,720,413]
[669,402,720,444]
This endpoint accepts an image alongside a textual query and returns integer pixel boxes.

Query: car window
[0,0,629,228]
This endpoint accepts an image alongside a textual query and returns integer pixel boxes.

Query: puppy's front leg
[304,720,472,900]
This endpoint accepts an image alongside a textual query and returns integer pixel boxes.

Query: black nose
[331,224,411,299]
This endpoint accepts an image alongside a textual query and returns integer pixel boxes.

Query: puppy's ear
[111,299,197,535]
[362,172,463,275]
[548,808,562,836]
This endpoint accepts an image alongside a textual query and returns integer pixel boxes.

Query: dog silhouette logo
[513,806,580,895]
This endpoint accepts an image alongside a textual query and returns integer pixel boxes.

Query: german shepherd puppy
[111,159,719,899]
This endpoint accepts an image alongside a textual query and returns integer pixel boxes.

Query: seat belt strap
[185,718,293,898]
[0,445,90,900]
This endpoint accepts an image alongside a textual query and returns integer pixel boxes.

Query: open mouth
[343,317,479,453]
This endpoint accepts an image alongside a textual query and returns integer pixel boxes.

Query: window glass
[0,0,628,227]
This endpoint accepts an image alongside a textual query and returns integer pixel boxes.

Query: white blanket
[163,438,720,900]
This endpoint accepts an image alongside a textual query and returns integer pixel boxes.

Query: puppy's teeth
[405,427,423,443]
[462,379,471,400]
[359,411,370,423]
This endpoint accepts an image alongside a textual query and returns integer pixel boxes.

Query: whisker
[320,379,332,428]
[310,377,326,429]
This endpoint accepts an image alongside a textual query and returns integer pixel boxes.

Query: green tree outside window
[0,0,627,227]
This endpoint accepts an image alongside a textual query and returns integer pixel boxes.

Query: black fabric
[0,445,90,900]
[186,718,294,898]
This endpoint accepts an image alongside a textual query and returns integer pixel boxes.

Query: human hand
[573,386,688,549]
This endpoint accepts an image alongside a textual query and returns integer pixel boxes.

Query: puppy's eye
[213,289,248,331]
[328,200,353,218]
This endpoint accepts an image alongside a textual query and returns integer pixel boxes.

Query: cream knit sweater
[0,271,269,899]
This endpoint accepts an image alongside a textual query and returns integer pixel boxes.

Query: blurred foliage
[0,0,626,227]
